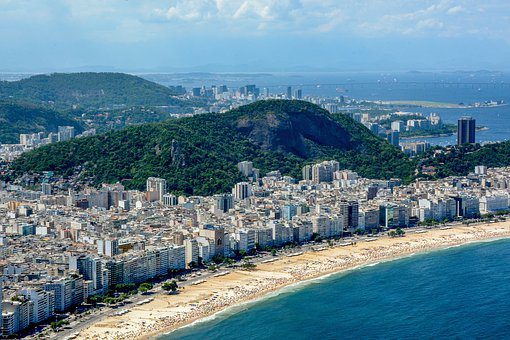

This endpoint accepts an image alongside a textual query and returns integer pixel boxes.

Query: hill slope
[0,101,84,144]
[0,73,189,109]
[10,100,415,195]
[419,142,510,178]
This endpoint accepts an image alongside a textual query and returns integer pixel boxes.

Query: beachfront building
[1,299,31,336]
[44,276,84,312]
[184,239,199,267]
[235,229,256,252]
[20,288,55,324]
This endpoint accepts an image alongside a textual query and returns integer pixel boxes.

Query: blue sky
[0,0,509,72]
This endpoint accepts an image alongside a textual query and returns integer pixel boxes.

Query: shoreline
[77,222,510,339]
[162,235,508,338]
[377,100,507,109]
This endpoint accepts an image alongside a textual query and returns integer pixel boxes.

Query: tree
[162,280,178,294]
[188,261,197,269]
[389,230,397,237]
[240,261,257,271]
[223,258,234,266]
[208,264,218,272]
[311,233,322,242]
[271,249,277,256]
[138,282,153,294]
[396,227,405,237]
[354,228,365,235]
[115,283,136,293]
[212,255,225,264]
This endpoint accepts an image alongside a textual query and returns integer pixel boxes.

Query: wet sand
[78,222,510,339]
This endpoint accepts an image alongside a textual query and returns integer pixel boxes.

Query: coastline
[77,221,510,340]
[377,100,507,109]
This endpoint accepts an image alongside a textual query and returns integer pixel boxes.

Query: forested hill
[0,73,188,109]
[419,142,510,178]
[10,100,415,195]
[0,100,84,144]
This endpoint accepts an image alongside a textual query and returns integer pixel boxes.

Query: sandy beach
[77,221,510,339]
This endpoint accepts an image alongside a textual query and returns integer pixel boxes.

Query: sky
[0,0,509,72]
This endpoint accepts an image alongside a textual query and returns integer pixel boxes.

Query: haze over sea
[166,238,510,339]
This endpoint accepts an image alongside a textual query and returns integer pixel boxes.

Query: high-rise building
[387,130,400,147]
[286,86,292,99]
[367,185,379,200]
[474,165,487,175]
[146,177,167,202]
[212,194,233,214]
[457,116,476,145]
[391,120,405,132]
[199,225,225,257]
[97,239,119,257]
[20,288,55,324]
[235,229,256,252]
[302,165,313,181]
[44,276,84,312]
[295,89,302,99]
[311,160,339,183]
[192,88,201,97]
[69,255,104,293]
[41,183,52,195]
[282,204,298,220]
[1,299,32,336]
[163,193,178,206]
[237,161,254,177]
[233,182,252,200]
[184,239,199,268]
[57,126,75,142]
[339,200,359,231]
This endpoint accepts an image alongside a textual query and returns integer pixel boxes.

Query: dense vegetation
[400,125,456,138]
[11,100,416,195]
[74,106,178,132]
[0,73,190,109]
[419,142,510,178]
[0,100,83,143]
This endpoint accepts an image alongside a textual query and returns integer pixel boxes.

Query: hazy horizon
[1,1,509,73]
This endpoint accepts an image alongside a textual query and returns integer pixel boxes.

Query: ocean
[165,238,510,339]
[3,71,510,146]
[142,71,510,146]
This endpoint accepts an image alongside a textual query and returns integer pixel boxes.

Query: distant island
[400,125,488,139]
[374,100,506,109]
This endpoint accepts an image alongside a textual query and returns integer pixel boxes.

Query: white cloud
[0,0,509,42]
[447,5,465,14]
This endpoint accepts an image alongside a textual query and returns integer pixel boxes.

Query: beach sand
[77,221,510,339]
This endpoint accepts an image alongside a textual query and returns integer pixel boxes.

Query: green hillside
[0,72,190,109]
[10,100,416,195]
[0,101,84,144]
[419,142,510,178]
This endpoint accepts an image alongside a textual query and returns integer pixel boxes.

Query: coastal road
[54,218,501,339]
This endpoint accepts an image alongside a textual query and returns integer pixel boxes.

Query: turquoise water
[165,239,510,339]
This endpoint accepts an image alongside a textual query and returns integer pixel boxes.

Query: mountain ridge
[9,100,415,195]
[0,100,84,144]
[0,72,189,109]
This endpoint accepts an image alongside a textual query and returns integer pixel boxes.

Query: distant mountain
[0,72,189,109]
[10,100,415,195]
[0,100,83,144]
